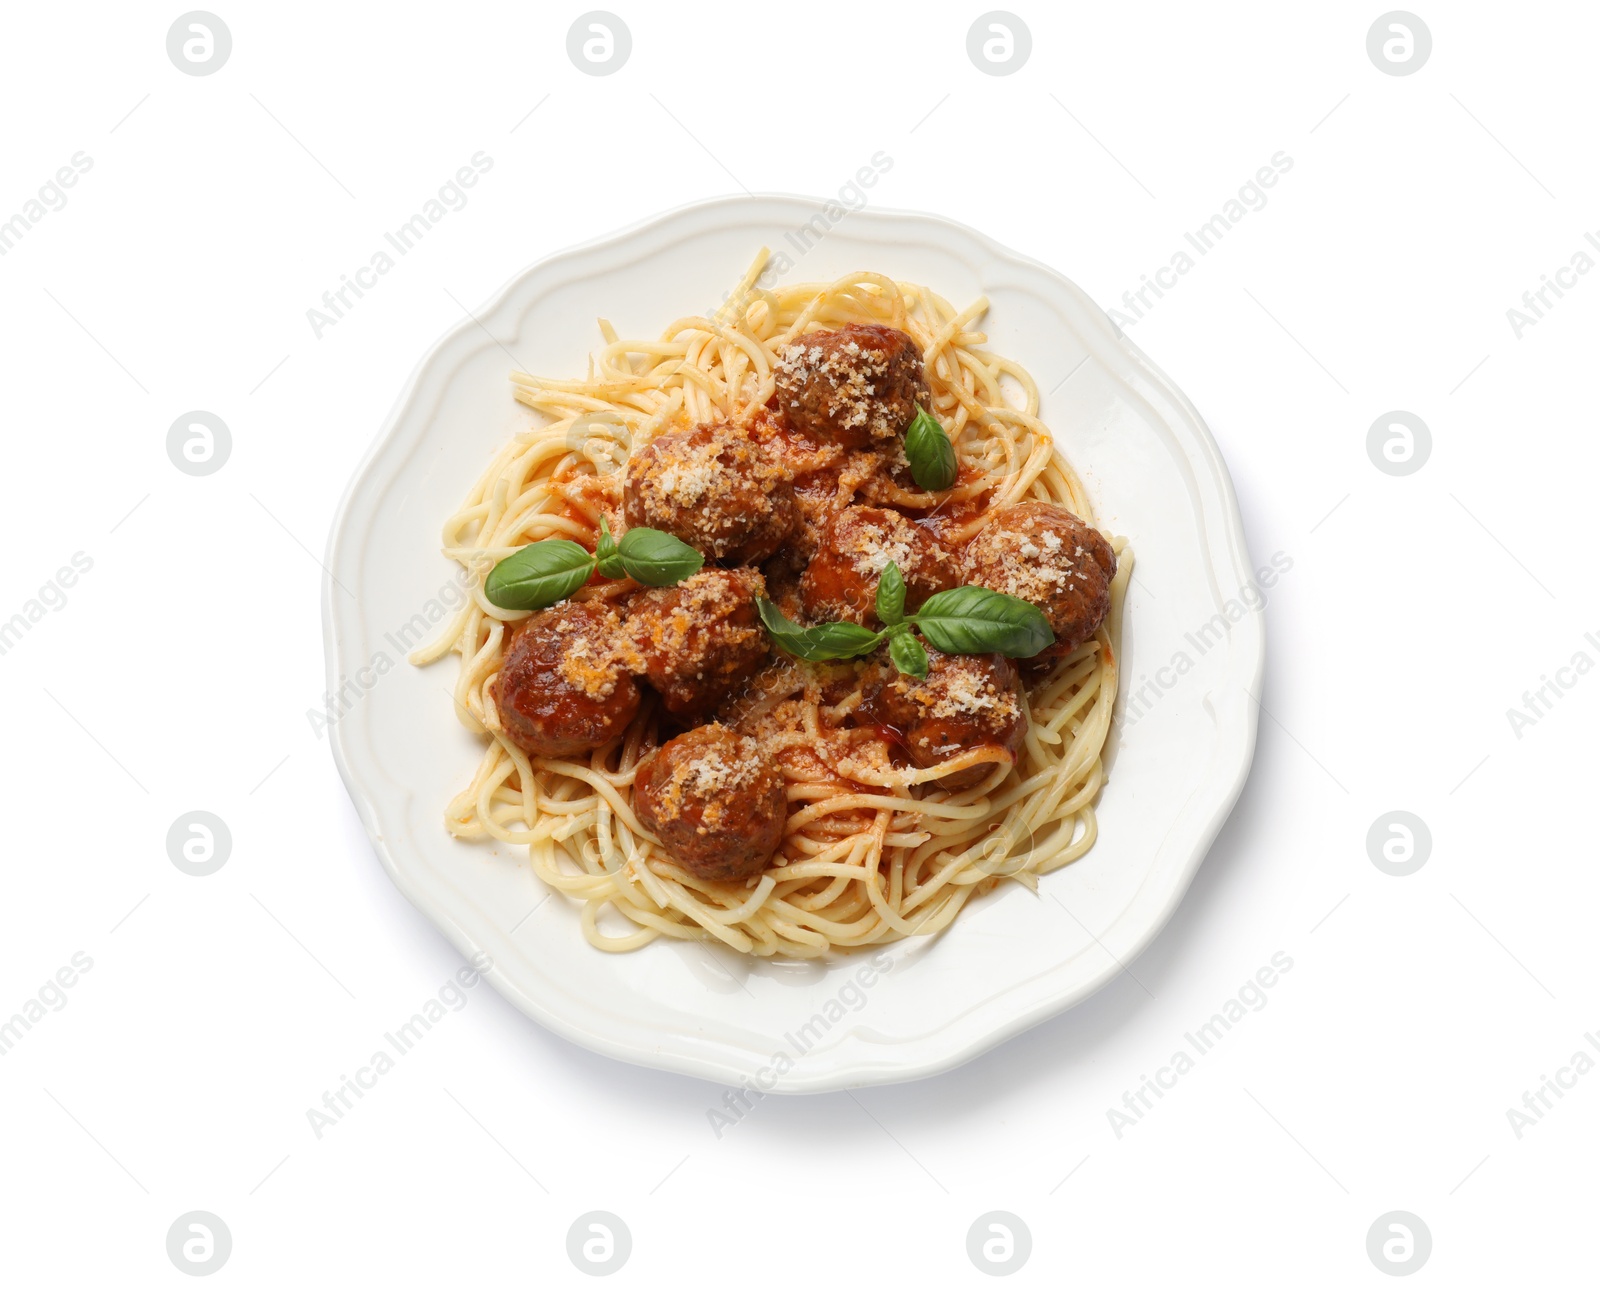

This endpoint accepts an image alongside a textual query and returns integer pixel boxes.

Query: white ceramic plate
[323,195,1264,1093]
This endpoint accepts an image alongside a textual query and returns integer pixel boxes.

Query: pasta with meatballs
[411,251,1131,958]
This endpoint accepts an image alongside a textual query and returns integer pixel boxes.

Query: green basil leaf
[616,526,704,587]
[888,629,929,678]
[911,585,1055,658]
[757,598,883,662]
[876,560,906,626]
[484,540,596,611]
[904,405,957,492]
[595,517,624,580]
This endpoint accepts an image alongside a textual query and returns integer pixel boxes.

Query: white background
[2,1,1596,1282]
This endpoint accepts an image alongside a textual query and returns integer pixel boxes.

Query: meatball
[800,506,957,626]
[864,650,1026,790]
[491,601,640,758]
[625,568,770,717]
[623,421,796,563]
[773,323,928,448]
[633,723,787,881]
[962,502,1116,657]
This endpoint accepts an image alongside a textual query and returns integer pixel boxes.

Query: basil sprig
[484,522,703,611]
[613,525,705,585]
[756,599,881,662]
[484,539,595,610]
[904,405,957,492]
[912,584,1055,657]
[595,517,624,579]
[875,561,906,626]
[758,561,1053,678]
[887,629,930,679]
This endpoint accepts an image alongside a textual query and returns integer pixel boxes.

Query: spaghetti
[412,251,1130,958]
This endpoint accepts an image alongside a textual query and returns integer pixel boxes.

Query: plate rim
[322,192,1265,1092]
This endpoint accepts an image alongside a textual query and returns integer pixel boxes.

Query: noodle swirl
[413,252,1131,958]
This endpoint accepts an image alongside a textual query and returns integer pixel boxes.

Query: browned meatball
[623,421,796,563]
[800,506,957,626]
[633,723,787,881]
[773,324,928,448]
[624,568,770,716]
[863,650,1026,790]
[962,502,1116,658]
[491,601,640,758]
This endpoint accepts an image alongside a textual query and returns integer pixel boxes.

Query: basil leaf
[484,540,596,611]
[876,560,906,626]
[888,629,929,678]
[595,517,624,580]
[910,585,1055,658]
[616,526,704,587]
[904,405,957,492]
[757,598,883,662]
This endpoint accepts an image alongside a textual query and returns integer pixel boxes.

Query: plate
[323,195,1264,1092]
